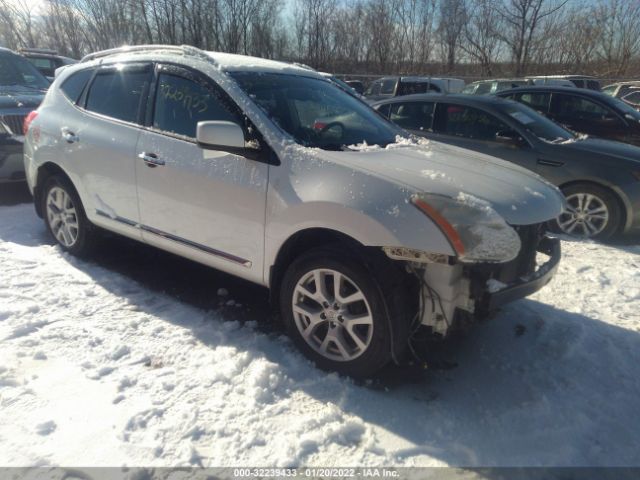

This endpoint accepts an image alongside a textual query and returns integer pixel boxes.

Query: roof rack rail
[80,44,213,64]
[20,48,59,55]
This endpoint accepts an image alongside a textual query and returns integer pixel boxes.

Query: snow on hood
[321,139,566,226]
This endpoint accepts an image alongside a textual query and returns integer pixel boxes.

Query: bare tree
[0,0,43,49]
[437,0,466,72]
[459,0,504,75]
[395,0,437,72]
[593,0,640,77]
[497,0,568,76]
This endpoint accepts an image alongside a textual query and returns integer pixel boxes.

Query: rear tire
[279,246,413,378]
[554,183,622,240]
[42,174,97,257]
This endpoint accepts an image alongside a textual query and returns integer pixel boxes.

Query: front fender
[264,147,455,282]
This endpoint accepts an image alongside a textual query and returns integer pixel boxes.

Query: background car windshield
[230,72,401,150]
[0,54,49,89]
[502,103,574,142]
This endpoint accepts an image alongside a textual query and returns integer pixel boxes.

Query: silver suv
[24,45,564,377]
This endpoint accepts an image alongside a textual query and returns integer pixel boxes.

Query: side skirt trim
[95,209,252,268]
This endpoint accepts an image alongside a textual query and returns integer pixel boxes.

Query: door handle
[61,127,79,143]
[138,152,165,167]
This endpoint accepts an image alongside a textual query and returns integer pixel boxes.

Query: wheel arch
[558,179,631,232]
[33,162,79,218]
[268,227,371,306]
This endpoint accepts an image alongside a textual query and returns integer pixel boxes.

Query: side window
[29,58,53,69]
[622,91,640,106]
[375,103,391,117]
[381,78,396,95]
[389,102,434,131]
[85,66,151,123]
[461,84,476,94]
[433,104,510,141]
[152,72,238,139]
[60,69,93,103]
[517,92,551,113]
[365,80,381,96]
[475,82,493,94]
[587,80,600,90]
[554,94,614,120]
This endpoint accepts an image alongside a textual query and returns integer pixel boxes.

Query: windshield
[229,71,402,150]
[0,53,49,90]
[501,102,574,142]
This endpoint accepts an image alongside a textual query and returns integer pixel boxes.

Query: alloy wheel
[557,192,609,238]
[46,186,79,247]
[292,268,374,362]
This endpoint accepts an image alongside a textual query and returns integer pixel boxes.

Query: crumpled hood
[0,88,45,110]
[321,141,566,225]
[558,137,640,165]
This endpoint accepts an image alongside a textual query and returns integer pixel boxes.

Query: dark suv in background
[1,47,48,183]
[20,48,77,80]
[497,86,640,147]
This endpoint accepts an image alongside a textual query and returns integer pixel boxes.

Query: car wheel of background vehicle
[555,183,622,240]
[280,246,413,378]
[42,175,97,256]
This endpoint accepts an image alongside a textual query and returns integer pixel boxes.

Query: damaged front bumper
[414,231,561,337]
[481,236,561,311]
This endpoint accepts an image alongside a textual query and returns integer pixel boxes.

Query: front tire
[555,184,622,240]
[280,246,412,378]
[42,175,96,256]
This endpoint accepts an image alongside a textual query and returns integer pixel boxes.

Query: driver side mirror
[197,120,245,150]
[495,129,524,147]
[196,120,266,162]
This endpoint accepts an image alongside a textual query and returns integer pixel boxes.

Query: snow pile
[1,203,639,467]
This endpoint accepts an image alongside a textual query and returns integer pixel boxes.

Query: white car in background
[24,45,564,377]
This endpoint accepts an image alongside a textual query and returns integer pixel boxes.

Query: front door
[550,93,628,142]
[428,102,538,172]
[135,64,268,283]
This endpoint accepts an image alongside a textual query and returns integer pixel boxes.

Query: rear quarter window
[60,69,93,104]
[85,66,151,124]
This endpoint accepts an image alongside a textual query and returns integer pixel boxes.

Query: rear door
[429,103,538,171]
[134,63,268,282]
[72,63,152,237]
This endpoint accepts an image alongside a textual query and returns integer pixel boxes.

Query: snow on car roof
[206,51,323,78]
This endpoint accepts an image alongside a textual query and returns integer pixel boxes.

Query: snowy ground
[1,196,639,467]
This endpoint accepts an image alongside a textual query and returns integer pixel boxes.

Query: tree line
[1,0,639,80]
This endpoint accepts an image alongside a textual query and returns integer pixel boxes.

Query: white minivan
[24,45,564,377]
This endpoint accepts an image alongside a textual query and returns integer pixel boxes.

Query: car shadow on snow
[2,206,639,466]
[66,244,640,466]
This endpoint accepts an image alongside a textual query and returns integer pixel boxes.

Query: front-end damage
[386,223,560,338]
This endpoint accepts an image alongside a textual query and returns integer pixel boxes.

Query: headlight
[411,192,521,263]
